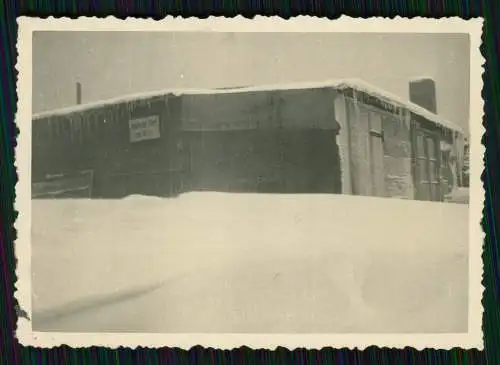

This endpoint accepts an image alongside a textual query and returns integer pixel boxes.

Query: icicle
[54,118,60,139]
[63,118,69,144]
[68,116,74,144]
[70,113,80,142]
[78,113,84,145]
[89,112,95,140]
[109,109,114,128]
[74,115,80,144]
[72,116,77,145]
[85,112,90,140]
[71,114,77,145]
[47,118,52,143]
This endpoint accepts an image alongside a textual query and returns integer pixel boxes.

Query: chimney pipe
[409,78,437,114]
[76,82,82,105]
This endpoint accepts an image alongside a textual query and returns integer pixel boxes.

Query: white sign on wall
[129,115,161,142]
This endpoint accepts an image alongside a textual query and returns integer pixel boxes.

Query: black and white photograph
[15,17,484,349]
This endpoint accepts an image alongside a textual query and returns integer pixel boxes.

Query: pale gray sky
[33,31,470,132]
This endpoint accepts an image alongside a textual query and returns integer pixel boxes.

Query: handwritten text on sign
[129,116,161,142]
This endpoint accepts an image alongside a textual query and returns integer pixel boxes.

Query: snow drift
[31,193,469,333]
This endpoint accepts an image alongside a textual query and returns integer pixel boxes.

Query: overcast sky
[33,31,470,132]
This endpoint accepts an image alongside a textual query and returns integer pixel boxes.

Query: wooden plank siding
[32,86,460,201]
[32,96,184,198]
[32,89,343,198]
[410,115,451,202]
[344,92,413,200]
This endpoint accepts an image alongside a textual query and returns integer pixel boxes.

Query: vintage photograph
[15,17,484,349]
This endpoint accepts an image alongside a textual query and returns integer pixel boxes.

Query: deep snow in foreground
[31,193,469,333]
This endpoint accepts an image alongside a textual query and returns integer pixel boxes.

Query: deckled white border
[15,15,485,350]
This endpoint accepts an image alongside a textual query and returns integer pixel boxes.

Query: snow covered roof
[334,79,464,134]
[409,76,434,83]
[32,78,463,134]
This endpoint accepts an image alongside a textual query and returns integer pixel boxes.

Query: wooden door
[369,113,386,197]
[413,128,441,201]
[426,135,441,201]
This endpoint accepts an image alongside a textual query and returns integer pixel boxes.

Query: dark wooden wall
[32,96,183,198]
[32,94,342,198]
[182,129,342,194]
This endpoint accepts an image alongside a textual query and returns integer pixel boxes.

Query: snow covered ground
[31,193,469,333]
[444,187,470,204]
